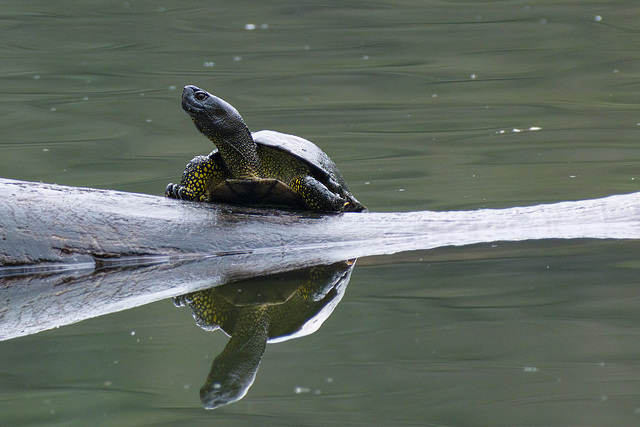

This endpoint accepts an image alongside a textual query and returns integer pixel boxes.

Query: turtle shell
[207,129,363,210]
[251,130,351,193]
[214,276,304,308]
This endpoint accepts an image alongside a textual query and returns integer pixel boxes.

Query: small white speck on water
[259,24,269,30]
[83,96,89,101]
[104,381,112,387]
[130,330,136,336]
[42,148,49,152]
[523,366,539,373]
[594,15,603,22]
[183,384,191,390]
[362,55,369,60]
[364,181,370,185]
[303,45,310,51]
[50,107,56,111]
[294,386,311,394]
[470,74,477,79]
[244,23,256,30]
[146,119,152,123]
[33,74,41,80]
[397,188,405,192]
[168,85,177,90]
[203,61,215,67]
[233,56,242,62]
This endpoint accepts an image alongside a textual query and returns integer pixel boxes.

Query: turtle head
[182,85,246,138]
[182,85,260,177]
[200,369,258,410]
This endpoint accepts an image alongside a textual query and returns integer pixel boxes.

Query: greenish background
[2,1,640,426]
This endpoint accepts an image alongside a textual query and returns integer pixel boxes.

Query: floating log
[3,177,640,269]
[1,177,640,341]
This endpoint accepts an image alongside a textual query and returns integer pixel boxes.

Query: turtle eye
[194,91,208,101]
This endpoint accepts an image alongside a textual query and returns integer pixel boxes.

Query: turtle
[174,260,355,409]
[165,85,366,212]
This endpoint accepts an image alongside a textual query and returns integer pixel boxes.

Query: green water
[2,1,640,425]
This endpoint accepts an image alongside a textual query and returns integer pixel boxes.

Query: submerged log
[1,177,640,341]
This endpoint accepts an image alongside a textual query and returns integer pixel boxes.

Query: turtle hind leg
[165,153,226,201]
[290,175,348,212]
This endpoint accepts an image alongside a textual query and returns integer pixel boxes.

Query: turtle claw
[165,183,180,199]
[172,294,189,307]
[341,199,367,213]
[165,183,196,200]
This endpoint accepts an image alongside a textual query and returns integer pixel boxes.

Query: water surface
[1,1,640,425]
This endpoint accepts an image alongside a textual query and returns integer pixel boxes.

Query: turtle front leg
[290,175,349,212]
[165,153,224,201]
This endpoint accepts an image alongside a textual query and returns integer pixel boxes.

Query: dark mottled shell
[251,130,351,192]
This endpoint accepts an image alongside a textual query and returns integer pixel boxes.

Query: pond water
[2,1,640,425]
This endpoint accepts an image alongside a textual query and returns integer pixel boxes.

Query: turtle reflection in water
[174,260,355,409]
